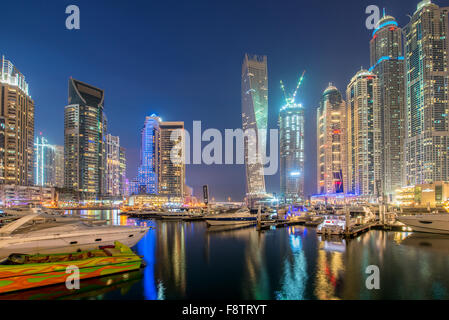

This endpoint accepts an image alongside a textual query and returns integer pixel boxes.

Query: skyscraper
[279,72,306,203]
[404,0,449,186]
[280,104,305,203]
[64,78,106,200]
[54,145,64,188]
[34,136,56,187]
[370,14,405,200]
[134,115,161,195]
[346,70,382,197]
[119,147,126,197]
[317,84,346,195]
[159,121,185,198]
[0,56,34,186]
[241,54,268,201]
[132,116,185,199]
[105,134,121,196]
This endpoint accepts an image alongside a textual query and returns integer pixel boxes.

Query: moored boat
[204,208,258,227]
[0,242,142,294]
[397,214,449,234]
[0,214,150,259]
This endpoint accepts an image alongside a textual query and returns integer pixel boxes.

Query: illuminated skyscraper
[0,56,34,186]
[404,0,449,186]
[279,72,306,203]
[119,147,126,196]
[34,136,56,187]
[241,54,268,201]
[54,145,64,188]
[159,122,185,198]
[105,134,121,196]
[317,84,346,195]
[64,78,106,199]
[346,70,382,197]
[134,115,161,195]
[280,105,305,203]
[132,116,185,198]
[370,14,405,200]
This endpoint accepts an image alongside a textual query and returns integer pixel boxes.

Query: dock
[257,218,307,230]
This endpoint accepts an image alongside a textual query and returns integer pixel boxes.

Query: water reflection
[315,236,344,300]
[276,227,307,300]
[53,210,449,300]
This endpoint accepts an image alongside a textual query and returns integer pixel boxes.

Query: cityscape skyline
[2,0,447,201]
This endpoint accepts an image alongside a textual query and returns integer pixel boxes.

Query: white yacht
[317,206,376,235]
[204,208,258,227]
[397,214,449,234]
[0,214,150,259]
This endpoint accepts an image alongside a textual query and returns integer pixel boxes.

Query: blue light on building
[34,135,56,187]
[131,115,161,195]
[372,20,398,37]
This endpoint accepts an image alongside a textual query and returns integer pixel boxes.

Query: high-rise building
[0,56,34,186]
[317,84,347,195]
[346,70,382,197]
[105,134,121,197]
[279,104,305,203]
[34,136,56,187]
[131,116,185,199]
[279,72,306,204]
[404,0,449,186]
[134,115,160,195]
[119,146,127,197]
[159,121,185,198]
[64,78,106,200]
[370,14,405,200]
[54,145,64,188]
[241,54,268,201]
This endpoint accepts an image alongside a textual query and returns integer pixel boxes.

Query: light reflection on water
[52,210,449,300]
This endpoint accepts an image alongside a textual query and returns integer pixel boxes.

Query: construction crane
[280,70,306,107]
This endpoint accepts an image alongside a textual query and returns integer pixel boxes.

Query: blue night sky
[1,0,441,201]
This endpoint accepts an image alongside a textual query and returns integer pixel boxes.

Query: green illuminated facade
[241,54,268,199]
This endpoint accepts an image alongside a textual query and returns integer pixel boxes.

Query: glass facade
[64,78,106,199]
[134,115,161,195]
[241,54,268,199]
[280,104,305,203]
[370,15,405,199]
[34,136,56,187]
[404,1,449,186]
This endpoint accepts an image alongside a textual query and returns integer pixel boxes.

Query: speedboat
[0,214,150,259]
[397,214,449,234]
[204,208,259,227]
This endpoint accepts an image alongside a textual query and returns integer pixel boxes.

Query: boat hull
[0,243,142,294]
[398,216,449,234]
[0,226,149,260]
